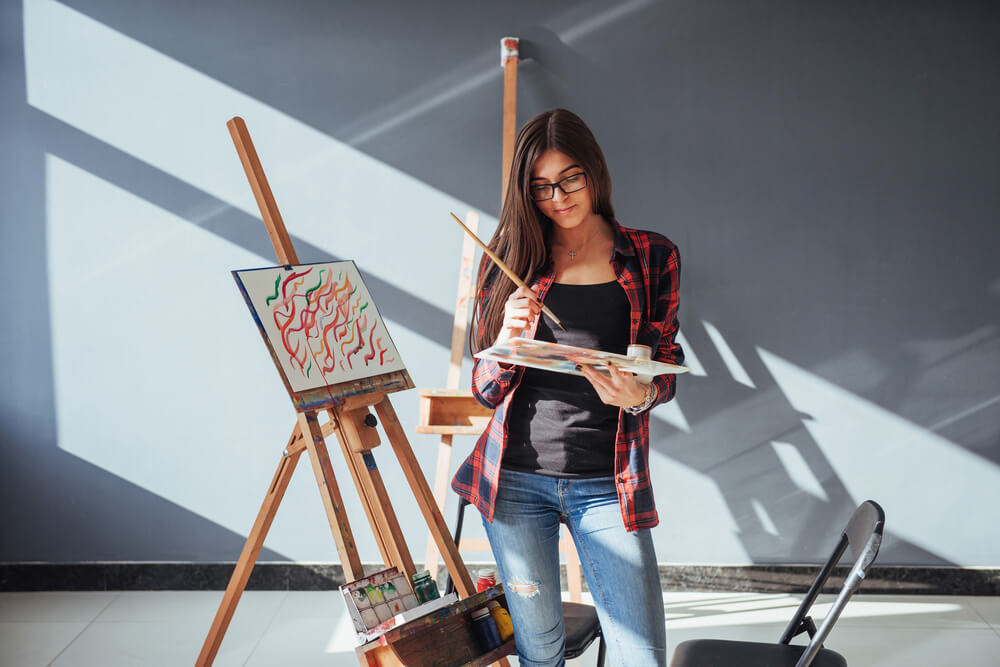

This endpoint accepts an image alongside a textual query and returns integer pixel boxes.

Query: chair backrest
[781,500,885,667]
[843,500,884,572]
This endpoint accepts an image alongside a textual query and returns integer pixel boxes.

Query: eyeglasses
[529,172,588,201]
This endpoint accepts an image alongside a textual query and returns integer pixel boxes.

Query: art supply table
[356,585,516,667]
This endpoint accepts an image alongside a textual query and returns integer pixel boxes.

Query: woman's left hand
[577,362,648,409]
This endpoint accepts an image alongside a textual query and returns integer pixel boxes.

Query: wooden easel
[420,210,487,580]
[420,33,525,581]
[197,117,491,667]
[419,37,586,603]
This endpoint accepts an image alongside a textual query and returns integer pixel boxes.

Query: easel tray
[356,585,513,667]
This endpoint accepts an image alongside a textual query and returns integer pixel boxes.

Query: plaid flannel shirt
[451,220,683,532]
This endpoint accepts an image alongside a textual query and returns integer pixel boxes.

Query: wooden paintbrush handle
[449,212,566,330]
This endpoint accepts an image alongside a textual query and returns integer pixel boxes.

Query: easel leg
[374,398,475,597]
[298,411,364,581]
[328,409,416,578]
[196,429,303,667]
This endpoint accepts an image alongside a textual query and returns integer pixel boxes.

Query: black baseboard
[2,562,997,595]
[0,562,351,592]
[654,564,1000,596]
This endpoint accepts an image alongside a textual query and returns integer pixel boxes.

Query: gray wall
[2,0,998,567]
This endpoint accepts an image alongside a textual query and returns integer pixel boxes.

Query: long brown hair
[471,108,616,353]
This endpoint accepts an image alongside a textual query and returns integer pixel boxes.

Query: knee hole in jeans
[506,580,540,597]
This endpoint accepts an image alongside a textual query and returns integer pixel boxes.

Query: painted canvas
[234,261,407,394]
[476,338,688,379]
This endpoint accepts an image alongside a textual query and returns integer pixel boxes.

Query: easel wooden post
[421,210,482,580]
[196,117,481,667]
[501,36,519,202]
[419,36,585,603]
[420,34,523,581]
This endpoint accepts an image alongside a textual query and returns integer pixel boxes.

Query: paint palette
[476,337,689,379]
[341,567,421,639]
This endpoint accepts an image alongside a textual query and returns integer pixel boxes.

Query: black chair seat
[670,639,847,667]
[563,601,601,658]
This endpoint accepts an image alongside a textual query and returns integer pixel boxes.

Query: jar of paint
[470,607,503,652]
[475,568,497,592]
[411,570,440,604]
[488,601,514,641]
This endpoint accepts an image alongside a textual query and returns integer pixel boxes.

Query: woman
[451,108,683,666]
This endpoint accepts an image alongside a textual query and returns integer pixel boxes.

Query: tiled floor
[1,590,998,666]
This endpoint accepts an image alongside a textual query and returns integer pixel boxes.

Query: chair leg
[596,634,606,667]
[444,497,470,596]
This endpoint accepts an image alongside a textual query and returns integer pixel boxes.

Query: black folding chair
[670,500,885,667]
[446,496,607,666]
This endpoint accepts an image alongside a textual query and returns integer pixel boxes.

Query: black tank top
[503,280,631,478]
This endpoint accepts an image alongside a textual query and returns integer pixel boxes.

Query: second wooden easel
[419,36,586,603]
[197,117,503,667]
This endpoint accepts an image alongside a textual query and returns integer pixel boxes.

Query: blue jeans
[482,468,666,667]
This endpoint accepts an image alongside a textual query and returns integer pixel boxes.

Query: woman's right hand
[495,286,542,345]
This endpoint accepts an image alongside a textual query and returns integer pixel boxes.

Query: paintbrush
[449,212,566,331]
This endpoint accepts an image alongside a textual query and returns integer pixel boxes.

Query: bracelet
[625,383,657,415]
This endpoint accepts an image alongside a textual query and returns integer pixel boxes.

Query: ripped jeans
[482,468,666,667]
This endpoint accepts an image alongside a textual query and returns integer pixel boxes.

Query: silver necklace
[560,225,602,260]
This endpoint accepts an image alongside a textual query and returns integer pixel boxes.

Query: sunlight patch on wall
[703,320,755,388]
[759,347,1000,566]
[26,0,492,560]
[649,450,751,564]
[771,441,830,502]
[24,0,490,320]
[751,498,779,536]
[652,398,691,432]
[43,153,433,560]
[675,329,706,376]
